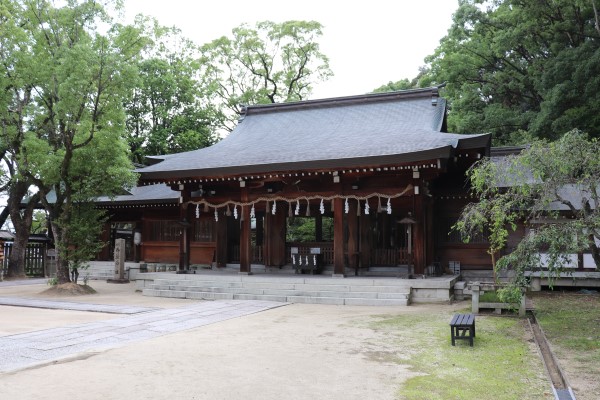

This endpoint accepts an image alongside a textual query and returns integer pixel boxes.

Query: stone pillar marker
[107,238,129,283]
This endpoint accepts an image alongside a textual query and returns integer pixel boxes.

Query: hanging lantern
[319,199,325,214]
[272,201,277,215]
[250,203,255,219]
[344,198,349,214]
[214,207,219,222]
[233,206,238,220]
[195,203,200,218]
[387,198,392,214]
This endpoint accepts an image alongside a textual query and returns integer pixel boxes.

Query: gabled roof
[138,87,491,180]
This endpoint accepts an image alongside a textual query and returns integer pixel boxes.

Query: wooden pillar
[315,214,323,242]
[178,202,191,272]
[425,197,435,267]
[239,189,251,273]
[413,194,425,275]
[333,198,345,276]
[347,200,358,274]
[359,214,371,267]
[215,212,228,268]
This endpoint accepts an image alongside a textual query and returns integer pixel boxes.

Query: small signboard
[309,247,321,254]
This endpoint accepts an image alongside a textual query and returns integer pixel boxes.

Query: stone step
[148,284,410,300]
[150,276,413,288]
[150,281,410,294]
[143,288,410,306]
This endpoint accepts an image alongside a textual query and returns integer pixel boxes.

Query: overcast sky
[123,0,459,99]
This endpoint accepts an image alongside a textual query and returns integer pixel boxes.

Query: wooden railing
[1,242,47,277]
[229,245,263,264]
[371,248,412,266]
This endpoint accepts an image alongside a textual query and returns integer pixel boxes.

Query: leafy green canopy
[124,22,218,163]
[457,130,600,288]
[1,0,145,282]
[199,21,333,132]
[424,0,600,144]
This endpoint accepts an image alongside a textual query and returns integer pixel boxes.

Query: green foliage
[30,210,47,234]
[423,0,600,144]
[55,203,107,269]
[1,0,143,283]
[459,130,600,286]
[199,20,333,131]
[496,285,523,306]
[124,26,218,163]
[286,217,333,242]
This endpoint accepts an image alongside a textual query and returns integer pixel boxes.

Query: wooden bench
[450,313,475,347]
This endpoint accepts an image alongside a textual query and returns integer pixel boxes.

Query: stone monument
[107,238,129,283]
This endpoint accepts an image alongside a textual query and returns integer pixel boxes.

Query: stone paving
[0,297,158,314]
[0,299,287,373]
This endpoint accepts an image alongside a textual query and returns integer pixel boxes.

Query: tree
[423,0,600,144]
[456,130,600,289]
[1,0,143,283]
[125,25,218,164]
[371,66,433,93]
[1,0,45,277]
[199,21,333,132]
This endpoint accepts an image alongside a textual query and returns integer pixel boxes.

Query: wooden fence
[1,242,48,277]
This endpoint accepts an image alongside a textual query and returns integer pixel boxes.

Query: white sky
[122,0,458,99]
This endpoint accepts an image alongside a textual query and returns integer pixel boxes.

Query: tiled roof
[138,87,491,180]
[94,184,178,206]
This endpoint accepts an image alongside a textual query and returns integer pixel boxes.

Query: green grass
[479,291,501,302]
[532,292,600,362]
[367,311,548,400]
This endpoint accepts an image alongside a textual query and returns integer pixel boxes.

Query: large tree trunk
[50,221,71,284]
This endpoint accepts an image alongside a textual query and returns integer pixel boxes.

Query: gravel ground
[0,280,464,400]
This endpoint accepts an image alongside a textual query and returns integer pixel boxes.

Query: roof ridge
[241,86,441,117]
